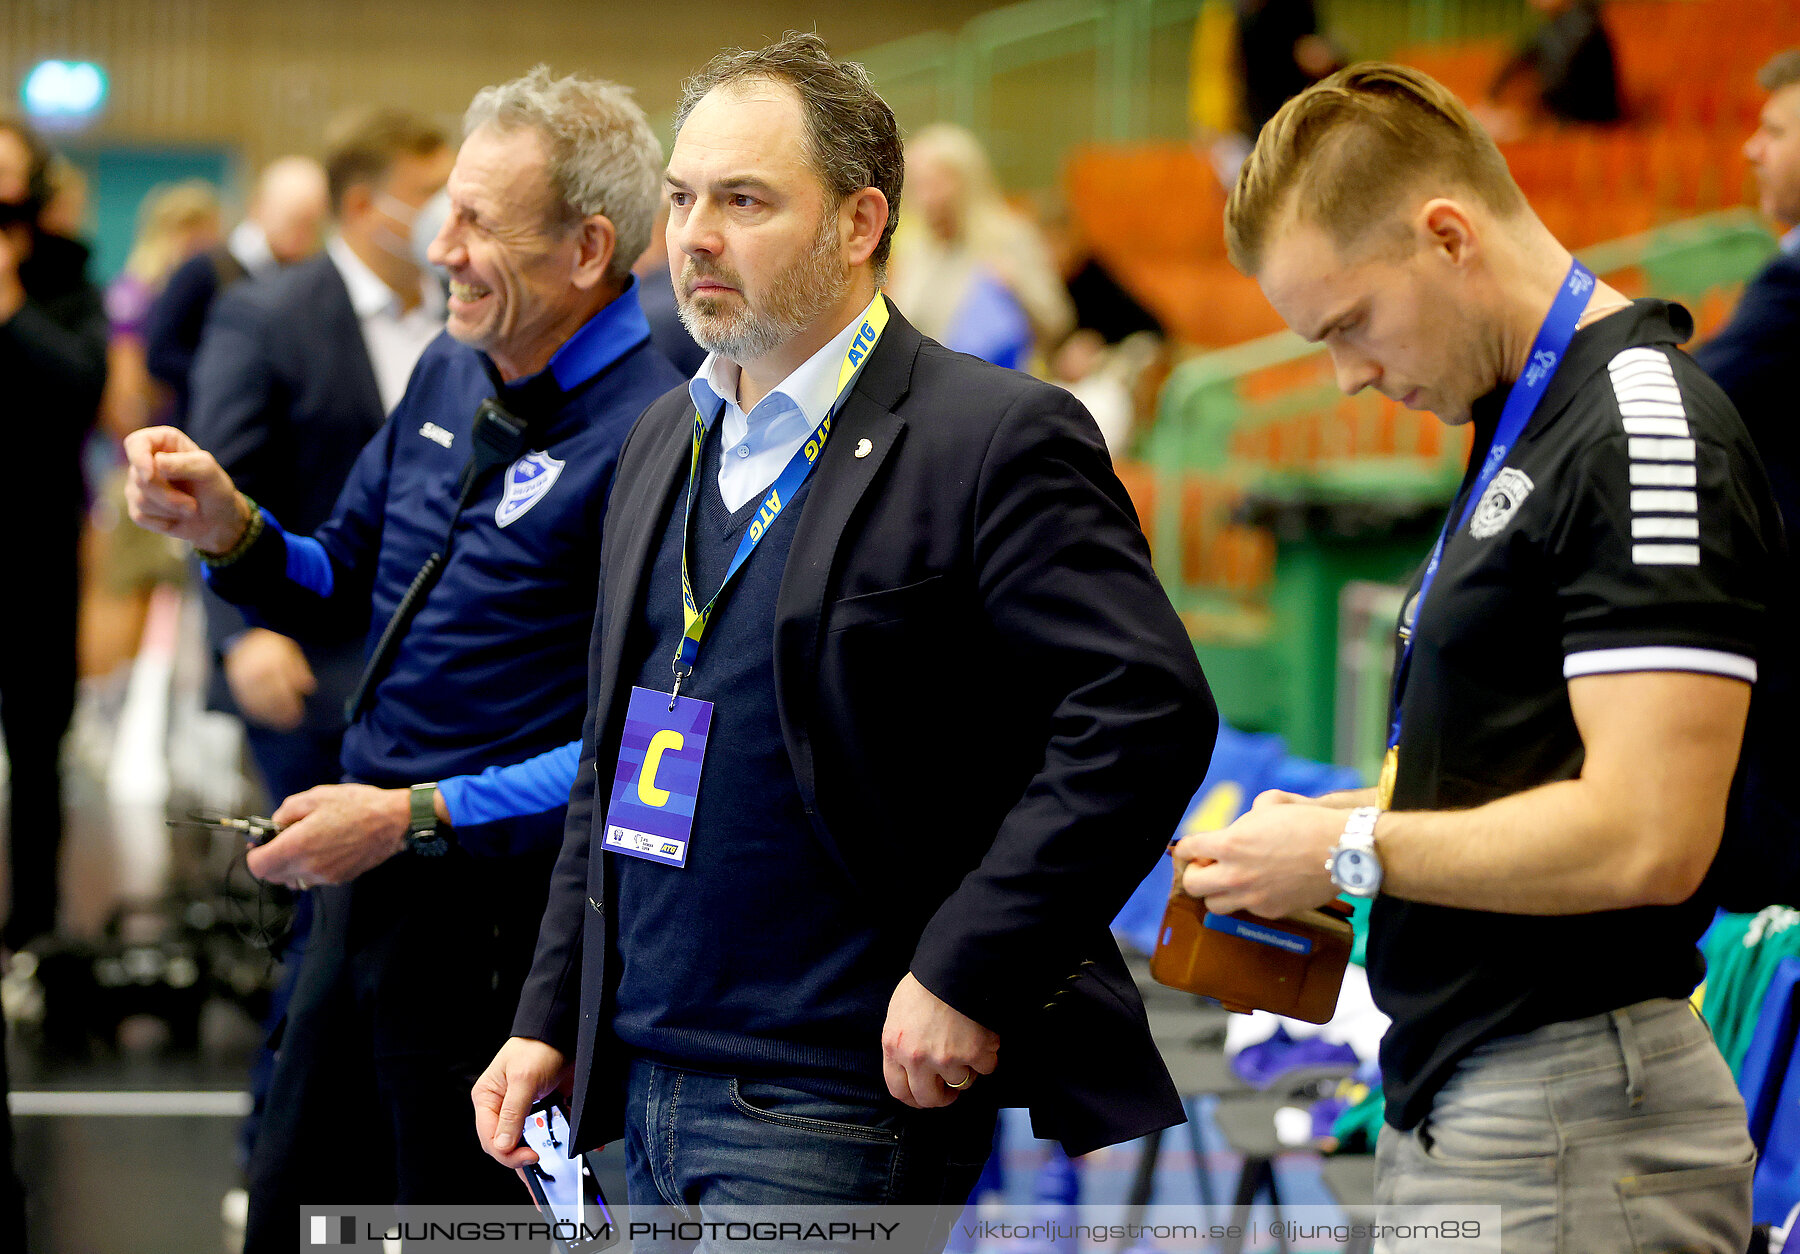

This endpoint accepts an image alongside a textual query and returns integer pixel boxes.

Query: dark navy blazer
[1695,248,1800,906]
[512,305,1219,1157]
[187,253,386,730]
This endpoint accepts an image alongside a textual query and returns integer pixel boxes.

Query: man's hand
[244,783,409,889]
[1173,798,1345,919]
[881,972,1000,1109]
[123,426,250,553]
[472,1038,574,1169]
[224,629,317,730]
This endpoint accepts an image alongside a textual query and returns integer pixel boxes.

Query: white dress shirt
[326,234,446,414]
[687,295,882,513]
[227,220,277,280]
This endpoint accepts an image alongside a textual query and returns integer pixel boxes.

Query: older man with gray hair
[123,67,680,1250]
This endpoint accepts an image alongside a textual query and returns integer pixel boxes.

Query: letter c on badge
[638,730,685,807]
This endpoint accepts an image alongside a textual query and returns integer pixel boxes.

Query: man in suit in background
[1693,48,1800,906]
[190,108,451,805]
[1696,48,1800,517]
[474,32,1216,1224]
[146,155,328,429]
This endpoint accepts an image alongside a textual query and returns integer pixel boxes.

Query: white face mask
[406,189,450,274]
[370,189,450,276]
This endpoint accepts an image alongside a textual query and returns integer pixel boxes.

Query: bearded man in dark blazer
[474,32,1217,1219]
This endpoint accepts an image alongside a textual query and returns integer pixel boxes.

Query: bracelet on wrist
[198,495,265,568]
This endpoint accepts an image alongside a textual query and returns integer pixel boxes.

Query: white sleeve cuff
[1564,645,1757,683]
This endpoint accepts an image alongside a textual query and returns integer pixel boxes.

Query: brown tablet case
[1149,888,1354,1024]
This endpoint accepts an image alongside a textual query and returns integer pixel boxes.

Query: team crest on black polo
[496,450,564,528]
[1469,467,1534,539]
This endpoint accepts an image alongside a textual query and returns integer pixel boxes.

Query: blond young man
[1174,64,1775,1251]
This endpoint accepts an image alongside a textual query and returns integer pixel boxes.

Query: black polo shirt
[1371,300,1779,1131]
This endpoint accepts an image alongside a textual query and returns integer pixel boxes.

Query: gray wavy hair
[464,66,662,284]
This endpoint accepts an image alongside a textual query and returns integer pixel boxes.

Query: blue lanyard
[1387,260,1596,753]
[669,296,890,702]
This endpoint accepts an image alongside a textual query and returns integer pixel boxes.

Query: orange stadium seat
[1061,1,1791,352]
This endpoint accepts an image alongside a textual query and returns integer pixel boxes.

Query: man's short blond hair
[1225,62,1527,275]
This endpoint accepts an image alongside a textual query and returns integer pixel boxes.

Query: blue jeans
[1375,998,1753,1254]
[622,1060,996,1251]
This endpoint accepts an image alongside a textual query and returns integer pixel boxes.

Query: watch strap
[1340,805,1379,851]
[406,782,451,856]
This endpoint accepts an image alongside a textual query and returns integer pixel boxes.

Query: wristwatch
[1326,805,1383,898]
[405,782,452,857]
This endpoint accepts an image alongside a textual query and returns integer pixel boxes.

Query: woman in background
[888,123,1073,371]
[78,182,223,736]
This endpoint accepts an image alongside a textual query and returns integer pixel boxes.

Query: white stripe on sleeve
[1564,646,1756,682]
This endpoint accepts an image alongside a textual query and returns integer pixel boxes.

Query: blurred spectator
[102,182,224,439]
[1487,0,1622,129]
[1039,200,1168,455]
[888,122,1072,369]
[1236,0,1342,139]
[78,182,224,714]
[37,156,89,241]
[633,205,706,376]
[145,155,328,428]
[1697,48,1800,530]
[1693,49,1800,905]
[0,113,108,950]
[1040,199,1165,347]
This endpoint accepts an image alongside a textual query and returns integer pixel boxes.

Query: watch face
[1334,849,1380,892]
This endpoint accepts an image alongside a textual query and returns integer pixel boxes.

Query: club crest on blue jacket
[496,450,566,528]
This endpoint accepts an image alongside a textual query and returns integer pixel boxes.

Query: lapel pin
[854,438,873,459]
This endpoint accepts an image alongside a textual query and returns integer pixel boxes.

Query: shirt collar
[228,221,276,277]
[327,234,399,318]
[326,234,446,323]
[687,294,883,428]
[535,274,653,392]
[1485,298,1690,452]
[1782,225,1800,256]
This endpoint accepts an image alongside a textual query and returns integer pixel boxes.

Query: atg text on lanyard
[605,297,892,870]
[1377,259,1596,811]
[669,294,891,706]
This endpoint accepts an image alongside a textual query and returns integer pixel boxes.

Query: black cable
[343,398,532,721]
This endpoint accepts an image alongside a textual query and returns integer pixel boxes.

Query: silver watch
[1326,805,1383,898]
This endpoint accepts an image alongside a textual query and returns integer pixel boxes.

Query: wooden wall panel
[3,0,1010,173]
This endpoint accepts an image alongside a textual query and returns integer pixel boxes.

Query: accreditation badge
[603,686,713,868]
[1377,746,1398,812]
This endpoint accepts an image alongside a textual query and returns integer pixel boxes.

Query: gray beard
[676,217,849,365]
[677,293,796,364]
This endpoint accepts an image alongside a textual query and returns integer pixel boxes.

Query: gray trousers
[1375,998,1754,1254]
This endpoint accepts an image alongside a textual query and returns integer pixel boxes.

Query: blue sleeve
[439,740,580,827]
[203,417,397,644]
[944,270,1034,371]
